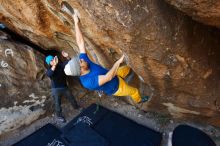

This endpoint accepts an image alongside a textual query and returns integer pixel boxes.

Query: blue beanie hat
[45,55,54,65]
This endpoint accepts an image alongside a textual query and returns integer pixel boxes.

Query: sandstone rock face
[0,30,50,134]
[165,0,220,28]
[1,0,220,126]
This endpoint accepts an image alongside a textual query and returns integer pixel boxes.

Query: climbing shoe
[56,114,66,123]
[139,96,150,103]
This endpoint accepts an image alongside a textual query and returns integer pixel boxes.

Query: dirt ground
[1,94,220,146]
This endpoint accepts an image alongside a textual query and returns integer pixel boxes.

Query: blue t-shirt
[79,53,119,95]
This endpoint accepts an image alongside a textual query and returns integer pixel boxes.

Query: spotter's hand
[54,56,59,65]
[62,51,69,58]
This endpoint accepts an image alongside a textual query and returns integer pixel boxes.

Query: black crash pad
[62,123,109,146]
[13,124,67,146]
[62,104,162,146]
[172,125,216,146]
[12,104,162,146]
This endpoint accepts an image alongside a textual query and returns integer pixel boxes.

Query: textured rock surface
[1,0,220,127]
[165,0,220,28]
[0,30,50,134]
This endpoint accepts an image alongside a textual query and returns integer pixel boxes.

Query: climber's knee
[117,66,130,78]
[113,77,141,102]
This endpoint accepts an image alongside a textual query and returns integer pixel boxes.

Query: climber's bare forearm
[74,19,86,53]
[98,61,121,86]
[98,55,124,86]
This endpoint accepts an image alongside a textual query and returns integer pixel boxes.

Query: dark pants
[52,88,78,116]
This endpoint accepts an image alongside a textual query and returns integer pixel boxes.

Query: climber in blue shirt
[79,53,119,95]
[64,12,149,104]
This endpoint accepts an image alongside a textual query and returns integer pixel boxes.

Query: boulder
[0,0,220,126]
[165,0,220,28]
[0,30,50,134]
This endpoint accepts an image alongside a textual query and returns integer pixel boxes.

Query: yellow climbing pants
[113,66,141,103]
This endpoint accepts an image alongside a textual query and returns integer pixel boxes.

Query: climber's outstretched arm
[73,14,86,53]
[98,55,124,86]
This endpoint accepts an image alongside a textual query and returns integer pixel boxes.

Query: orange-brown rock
[0,30,50,107]
[0,30,51,134]
[165,0,220,28]
[1,0,220,126]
